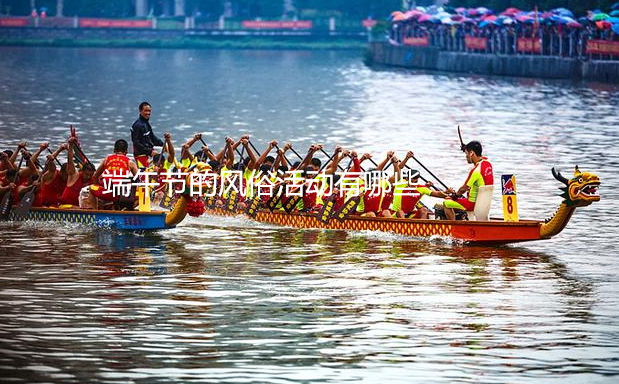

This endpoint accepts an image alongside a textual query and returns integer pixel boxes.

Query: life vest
[61,173,85,206]
[102,154,130,182]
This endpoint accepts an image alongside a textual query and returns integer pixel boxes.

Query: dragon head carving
[552,166,600,207]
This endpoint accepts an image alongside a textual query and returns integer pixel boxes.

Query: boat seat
[466,185,494,221]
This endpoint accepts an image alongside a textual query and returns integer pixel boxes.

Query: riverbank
[367,41,619,83]
[0,27,367,50]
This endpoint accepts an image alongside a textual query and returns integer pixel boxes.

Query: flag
[533,5,539,35]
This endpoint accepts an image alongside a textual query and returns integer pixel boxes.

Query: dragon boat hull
[204,207,544,245]
[6,196,189,230]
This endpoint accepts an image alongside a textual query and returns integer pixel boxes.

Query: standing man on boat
[131,101,164,168]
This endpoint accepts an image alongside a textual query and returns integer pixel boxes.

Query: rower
[36,144,68,207]
[442,141,494,221]
[357,151,396,218]
[90,139,139,208]
[60,137,95,206]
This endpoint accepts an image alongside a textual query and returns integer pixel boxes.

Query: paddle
[13,158,52,220]
[318,156,353,224]
[409,155,449,190]
[0,153,25,220]
[328,157,363,223]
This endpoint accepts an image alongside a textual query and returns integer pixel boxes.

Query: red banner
[241,20,312,29]
[465,36,487,50]
[586,39,619,56]
[403,36,429,47]
[79,18,152,28]
[0,17,29,27]
[517,38,541,53]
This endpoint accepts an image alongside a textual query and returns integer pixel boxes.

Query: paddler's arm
[356,152,369,172]
[298,144,320,170]
[129,160,139,176]
[41,155,57,184]
[183,133,201,150]
[241,138,258,170]
[29,142,49,170]
[376,151,393,171]
[325,146,344,175]
[388,156,400,184]
[22,151,37,178]
[224,138,235,169]
[10,141,26,165]
[163,132,174,164]
[214,140,228,162]
[201,145,217,162]
[398,151,414,172]
[66,137,78,185]
[254,140,277,169]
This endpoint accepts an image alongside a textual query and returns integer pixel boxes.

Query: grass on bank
[0,37,367,50]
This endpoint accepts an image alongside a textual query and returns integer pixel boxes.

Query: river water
[0,47,618,383]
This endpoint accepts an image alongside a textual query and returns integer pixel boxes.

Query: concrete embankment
[0,27,366,50]
[367,42,619,83]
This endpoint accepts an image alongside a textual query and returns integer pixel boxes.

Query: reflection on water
[1,47,619,383]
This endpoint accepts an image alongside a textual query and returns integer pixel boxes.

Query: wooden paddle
[0,154,25,220]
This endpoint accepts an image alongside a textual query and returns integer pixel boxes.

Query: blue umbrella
[606,17,619,23]
[610,10,619,17]
[613,23,619,33]
[552,8,574,18]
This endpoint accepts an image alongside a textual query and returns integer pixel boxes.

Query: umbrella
[566,21,582,28]
[596,20,611,29]
[552,8,574,18]
[501,7,520,16]
[476,7,490,15]
[613,23,619,34]
[404,10,424,19]
[455,7,466,14]
[611,10,619,17]
[417,14,433,23]
[592,13,609,21]
[392,13,407,22]
[607,17,619,23]
[482,15,498,22]
[479,20,497,28]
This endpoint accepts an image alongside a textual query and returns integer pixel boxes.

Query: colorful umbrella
[591,13,609,21]
[500,7,520,16]
[417,14,433,23]
[595,20,611,29]
[566,21,582,28]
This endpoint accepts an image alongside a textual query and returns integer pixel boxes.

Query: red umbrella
[482,15,498,22]
[596,20,612,29]
[501,7,520,16]
[567,21,582,28]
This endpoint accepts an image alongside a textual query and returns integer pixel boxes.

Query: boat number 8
[507,196,514,214]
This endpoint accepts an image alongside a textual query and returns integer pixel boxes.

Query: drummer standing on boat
[130,101,164,168]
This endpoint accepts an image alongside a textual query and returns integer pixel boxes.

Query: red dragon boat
[201,166,600,245]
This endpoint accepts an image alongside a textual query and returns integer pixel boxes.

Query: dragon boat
[6,195,190,230]
[202,167,600,245]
